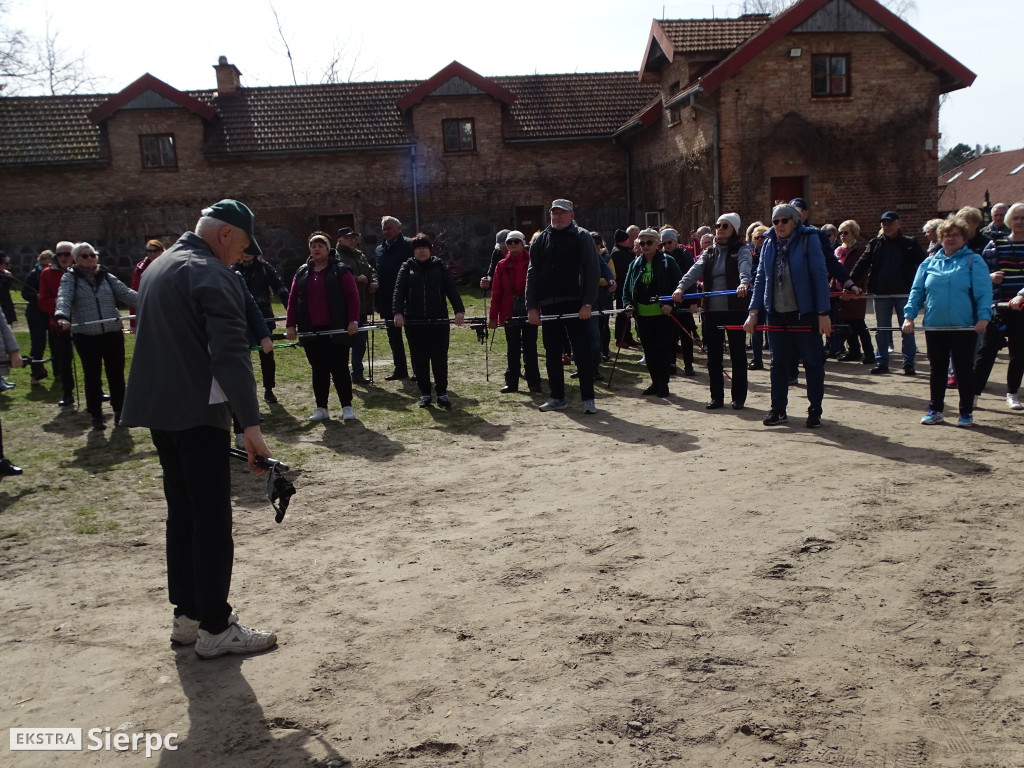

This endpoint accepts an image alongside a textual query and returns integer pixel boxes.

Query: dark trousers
[842,318,874,357]
[504,322,541,389]
[350,315,368,377]
[767,311,825,415]
[152,425,234,634]
[385,322,408,375]
[702,311,748,403]
[405,323,450,396]
[542,304,596,401]
[674,310,697,370]
[257,348,276,390]
[974,310,1024,396]
[926,330,977,415]
[302,333,352,407]
[636,313,674,388]
[26,305,49,379]
[50,329,74,400]
[614,295,634,343]
[751,326,765,365]
[72,331,125,416]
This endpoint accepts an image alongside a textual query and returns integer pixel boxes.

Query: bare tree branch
[268,0,297,86]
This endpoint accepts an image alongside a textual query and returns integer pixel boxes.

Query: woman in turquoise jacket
[903,216,992,427]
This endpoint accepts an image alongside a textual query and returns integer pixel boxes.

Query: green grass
[1,287,642,550]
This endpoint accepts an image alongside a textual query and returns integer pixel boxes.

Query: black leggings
[302,334,352,407]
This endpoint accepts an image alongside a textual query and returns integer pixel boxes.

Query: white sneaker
[342,405,356,420]
[308,407,330,422]
[170,614,201,645]
[194,614,277,658]
[1007,393,1023,411]
[637,356,647,364]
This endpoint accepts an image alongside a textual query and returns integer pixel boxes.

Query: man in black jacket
[849,210,925,375]
[525,199,601,414]
[609,228,638,347]
[375,216,411,380]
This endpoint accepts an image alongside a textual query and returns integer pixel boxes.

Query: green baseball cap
[204,199,262,256]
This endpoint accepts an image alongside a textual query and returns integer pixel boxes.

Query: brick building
[626,0,973,240]
[0,0,972,281]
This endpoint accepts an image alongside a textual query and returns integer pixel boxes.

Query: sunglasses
[715,223,731,230]
[839,230,851,236]
[78,253,97,259]
[506,239,522,245]
[56,251,73,257]
[639,240,657,247]
[772,218,791,225]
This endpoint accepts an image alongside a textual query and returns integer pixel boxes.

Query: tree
[267,0,370,86]
[0,0,31,94]
[740,0,916,17]
[0,5,98,95]
[939,142,1003,174]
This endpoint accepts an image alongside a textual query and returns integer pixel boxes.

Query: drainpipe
[689,93,720,220]
[411,145,420,233]
[625,147,633,223]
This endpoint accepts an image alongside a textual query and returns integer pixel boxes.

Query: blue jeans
[873,297,916,367]
[767,311,825,415]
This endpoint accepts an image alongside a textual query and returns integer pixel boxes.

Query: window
[667,81,682,125]
[140,134,177,168]
[442,119,475,152]
[811,55,849,97]
[645,211,663,230]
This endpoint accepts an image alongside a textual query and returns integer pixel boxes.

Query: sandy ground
[2,343,1024,767]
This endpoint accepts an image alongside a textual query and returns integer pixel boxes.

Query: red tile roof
[937,149,1024,214]
[658,16,770,54]
[0,71,659,165]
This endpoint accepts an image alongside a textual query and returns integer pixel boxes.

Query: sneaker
[947,375,958,388]
[920,410,944,425]
[500,384,519,394]
[437,394,451,409]
[170,614,202,645]
[747,361,764,370]
[637,356,647,365]
[683,367,697,376]
[234,433,244,449]
[539,397,567,412]
[957,413,973,427]
[837,351,862,362]
[384,371,408,381]
[762,410,788,426]
[582,399,597,414]
[342,405,356,420]
[705,399,724,410]
[805,409,822,428]
[263,389,278,404]
[194,614,277,659]
[1006,393,1023,411]
[0,377,14,391]
[418,395,432,408]
[903,365,916,376]
[870,365,890,375]
[351,375,370,385]
[308,407,330,422]
[0,457,23,476]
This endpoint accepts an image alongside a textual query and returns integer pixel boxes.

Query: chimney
[214,56,242,97]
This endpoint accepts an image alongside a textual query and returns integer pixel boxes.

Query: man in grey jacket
[122,199,277,659]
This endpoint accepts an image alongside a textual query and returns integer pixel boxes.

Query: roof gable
[396,61,516,111]
[699,0,975,94]
[937,148,1024,213]
[88,73,216,123]
[641,16,770,82]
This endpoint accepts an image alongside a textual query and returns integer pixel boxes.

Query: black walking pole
[368,307,375,383]
[482,286,490,382]
[607,309,631,388]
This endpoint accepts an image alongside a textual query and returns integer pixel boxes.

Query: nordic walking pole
[607,309,632,387]
[482,285,490,382]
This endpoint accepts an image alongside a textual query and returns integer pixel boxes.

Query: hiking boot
[539,397,567,412]
[582,399,597,414]
[308,407,329,422]
[437,394,451,409]
[1006,393,1023,411]
[418,395,432,408]
[194,614,277,659]
[342,406,356,420]
[920,410,944,425]
[762,410,788,426]
[957,413,973,427]
[0,457,23,477]
[170,614,202,645]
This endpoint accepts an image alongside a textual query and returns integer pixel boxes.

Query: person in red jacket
[38,242,75,406]
[130,239,165,330]
[488,230,540,394]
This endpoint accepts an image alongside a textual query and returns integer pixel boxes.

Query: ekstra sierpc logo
[10,727,178,757]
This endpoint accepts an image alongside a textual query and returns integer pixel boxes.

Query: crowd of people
[1,196,1023,659]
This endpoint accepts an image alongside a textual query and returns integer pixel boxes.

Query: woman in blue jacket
[903,216,992,427]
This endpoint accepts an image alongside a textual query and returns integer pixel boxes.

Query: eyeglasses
[715,223,731,230]
[639,240,657,247]
[772,218,791,225]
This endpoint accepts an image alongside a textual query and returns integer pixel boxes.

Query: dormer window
[811,55,849,97]
[442,119,475,152]
[140,134,177,169]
